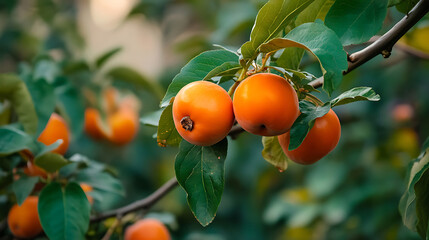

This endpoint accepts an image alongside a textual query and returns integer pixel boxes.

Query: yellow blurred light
[90,0,136,30]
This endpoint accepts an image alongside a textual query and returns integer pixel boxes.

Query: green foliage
[0,127,60,156]
[175,139,228,226]
[34,152,69,173]
[0,74,38,135]
[260,21,348,95]
[12,174,39,206]
[95,47,122,69]
[160,50,239,107]
[330,87,380,107]
[38,182,91,240]
[277,0,335,69]
[325,0,388,45]
[157,105,181,147]
[107,66,165,100]
[400,137,429,238]
[396,0,419,13]
[288,101,331,150]
[240,0,315,59]
[74,169,125,197]
[261,136,288,171]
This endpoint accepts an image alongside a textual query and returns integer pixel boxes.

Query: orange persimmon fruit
[172,81,234,146]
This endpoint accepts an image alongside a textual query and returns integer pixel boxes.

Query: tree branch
[346,0,429,73]
[90,177,179,222]
[310,0,429,89]
[90,0,429,224]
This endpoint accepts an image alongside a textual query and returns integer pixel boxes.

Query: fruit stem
[260,52,272,71]
[180,116,194,131]
[228,60,252,96]
[304,93,324,106]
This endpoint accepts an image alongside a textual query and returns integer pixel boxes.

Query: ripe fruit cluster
[172,73,341,164]
[84,87,140,145]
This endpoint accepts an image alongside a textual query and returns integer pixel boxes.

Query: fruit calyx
[180,116,194,131]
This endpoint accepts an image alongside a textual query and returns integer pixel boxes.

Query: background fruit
[233,73,299,136]
[7,196,43,239]
[172,81,234,146]
[278,109,341,165]
[108,108,139,145]
[80,183,94,205]
[37,113,70,155]
[84,108,109,139]
[125,218,171,240]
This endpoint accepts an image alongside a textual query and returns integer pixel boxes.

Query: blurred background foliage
[0,0,429,239]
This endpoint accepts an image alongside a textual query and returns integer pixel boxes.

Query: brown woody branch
[310,0,429,89]
[90,177,179,222]
[90,0,429,224]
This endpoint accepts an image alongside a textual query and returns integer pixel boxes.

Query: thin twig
[310,0,429,89]
[91,177,179,222]
[346,0,429,73]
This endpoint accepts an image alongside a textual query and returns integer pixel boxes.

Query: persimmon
[37,113,70,155]
[84,108,109,139]
[233,73,299,136]
[172,81,234,146]
[125,218,171,240]
[278,109,341,165]
[107,108,139,145]
[80,183,94,205]
[7,196,43,239]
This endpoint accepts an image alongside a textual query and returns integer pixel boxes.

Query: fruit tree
[1,0,429,239]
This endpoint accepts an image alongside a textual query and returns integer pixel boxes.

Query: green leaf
[0,74,38,135]
[288,101,331,150]
[54,79,85,138]
[38,182,91,240]
[0,127,35,155]
[260,21,348,95]
[277,0,335,69]
[106,66,164,100]
[330,87,380,107]
[240,0,315,59]
[203,62,241,81]
[399,141,429,233]
[0,126,60,156]
[74,168,125,196]
[261,136,288,171]
[140,109,163,127]
[62,60,91,75]
[24,78,56,136]
[160,50,239,107]
[12,174,39,206]
[325,0,388,45]
[95,47,122,69]
[396,0,419,13]
[175,139,228,226]
[34,152,69,173]
[415,170,429,239]
[157,105,181,147]
[33,58,60,84]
